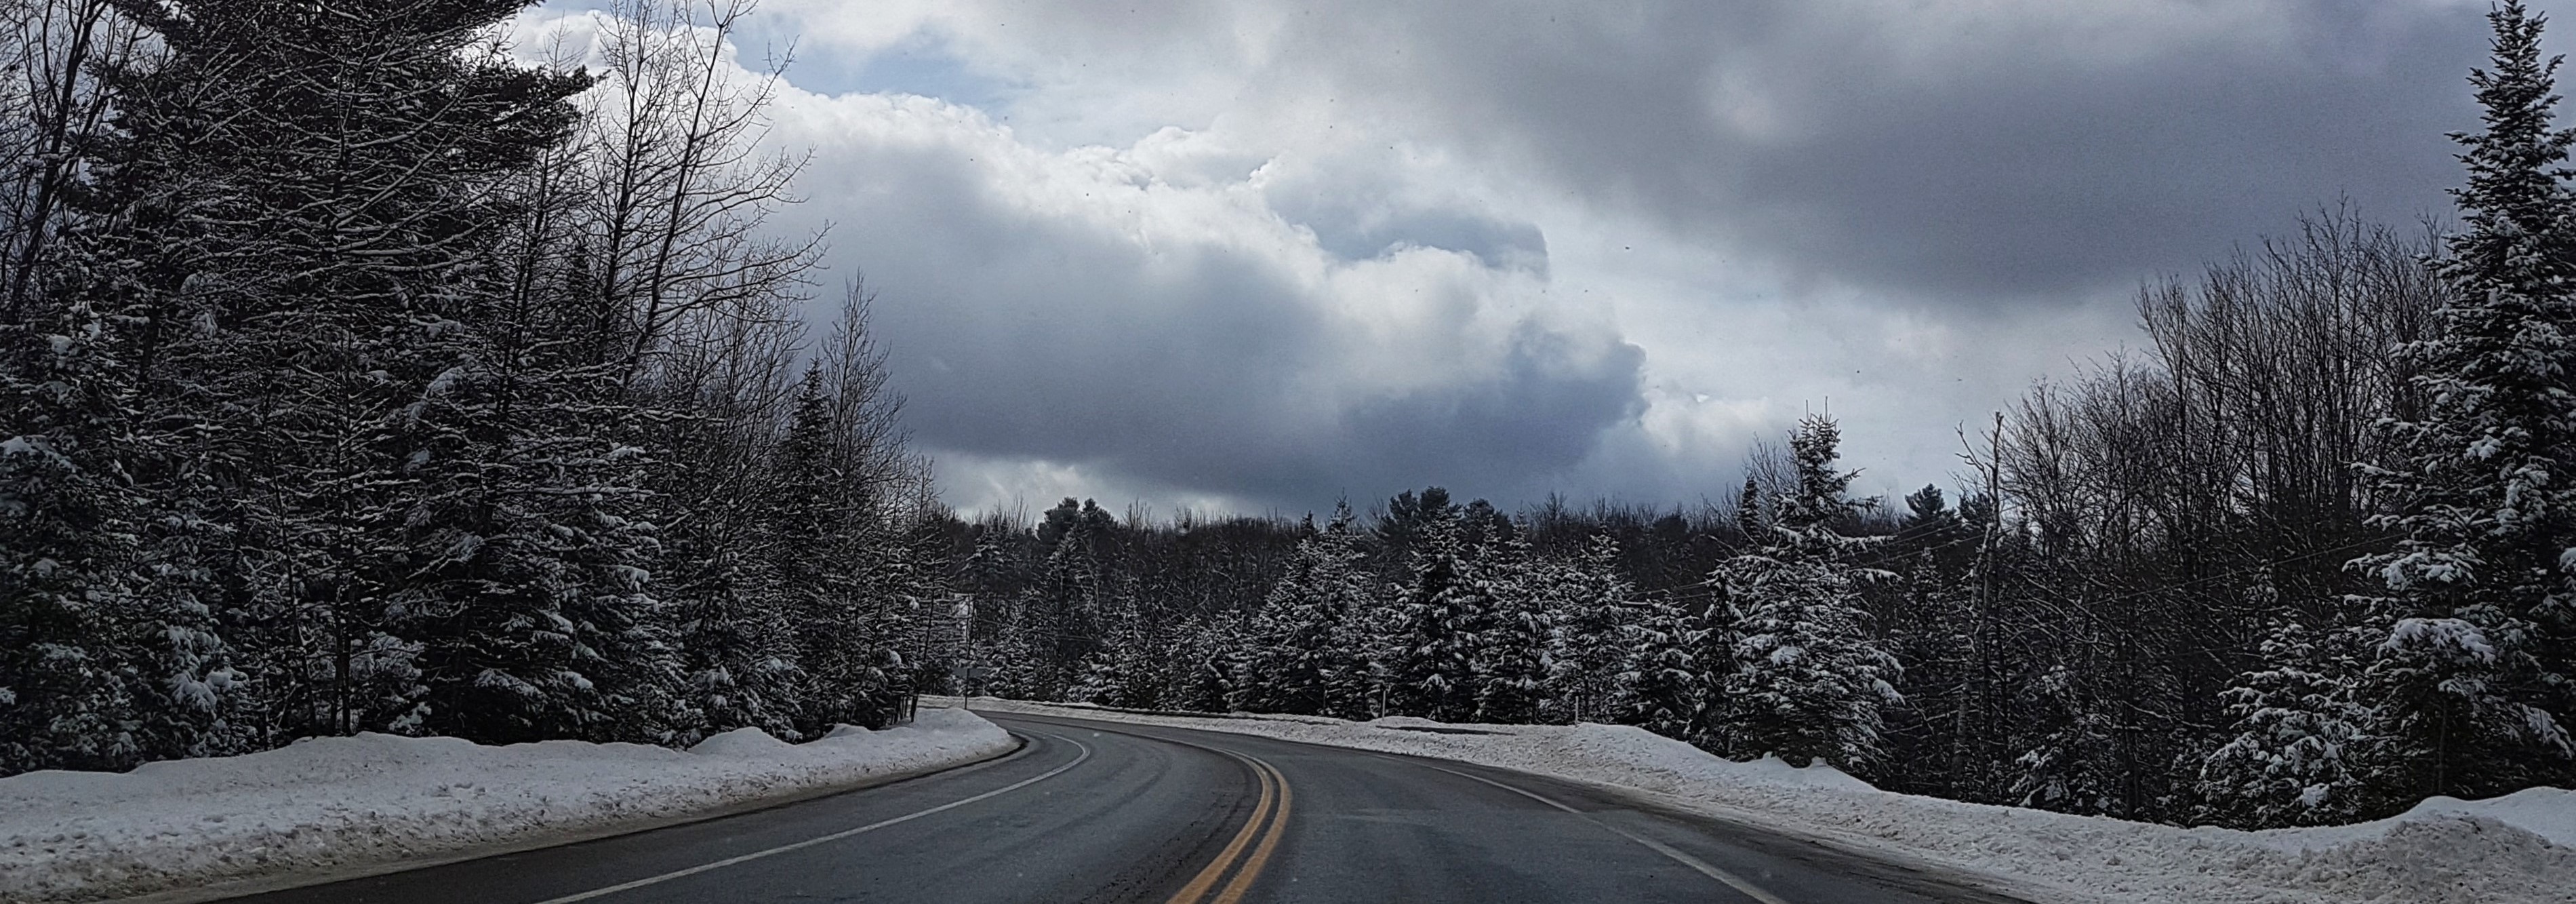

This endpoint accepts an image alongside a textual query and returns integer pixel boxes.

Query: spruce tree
[1323,543,1395,720]
[1471,530,1550,724]
[2007,662,2120,814]
[2197,620,2372,828]
[1544,533,1640,724]
[1172,614,1247,713]
[1612,595,1704,741]
[2354,0,2576,800]
[1241,507,1367,715]
[1235,517,1320,713]
[1386,511,1483,721]
[1076,592,1169,709]
[0,290,232,771]
[1714,415,1904,770]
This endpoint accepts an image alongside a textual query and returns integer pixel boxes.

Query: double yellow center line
[1166,750,1293,904]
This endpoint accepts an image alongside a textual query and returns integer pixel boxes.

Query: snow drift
[960,698,2575,904]
[0,709,1014,903]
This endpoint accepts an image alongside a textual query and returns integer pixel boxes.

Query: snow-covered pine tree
[1384,509,1483,722]
[1713,414,1904,770]
[764,347,925,734]
[1171,614,1248,713]
[1611,594,1703,742]
[766,364,845,728]
[569,0,839,740]
[955,517,1024,693]
[2353,0,2576,800]
[2196,619,2373,828]
[1370,487,1456,576]
[665,542,794,743]
[1323,541,1395,720]
[59,0,630,745]
[2008,662,2122,814]
[972,590,1047,700]
[1309,506,1376,718]
[0,0,955,768]
[799,534,911,732]
[1544,532,1641,724]
[1472,529,1550,724]
[1075,589,1170,709]
[1031,498,1114,691]
[1734,474,1763,541]
[876,522,963,705]
[1239,506,1369,715]
[1234,515,1320,714]
[397,101,694,745]
[0,286,237,772]
[0,1,241,775]
[800,286,933,730]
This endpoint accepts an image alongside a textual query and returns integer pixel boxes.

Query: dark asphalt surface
[216,709,2030,904]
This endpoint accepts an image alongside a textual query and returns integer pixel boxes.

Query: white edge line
[529,732,1094,904]
[1423,763,1796,904]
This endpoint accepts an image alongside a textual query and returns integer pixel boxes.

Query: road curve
[212,709,2028,904]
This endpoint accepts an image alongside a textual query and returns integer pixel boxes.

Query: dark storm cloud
[1237,0,2487,302]
[1333,323,1647,492]
[780,109,1645,509]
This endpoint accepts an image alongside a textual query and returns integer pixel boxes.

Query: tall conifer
[2356,0,2576,800]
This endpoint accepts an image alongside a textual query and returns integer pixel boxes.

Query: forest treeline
[943,3,2576,832]
[6,0,2574,838]
[0,0,951,776]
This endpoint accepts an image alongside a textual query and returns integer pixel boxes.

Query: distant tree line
[947,3,2576,831]
[0,0,952,777]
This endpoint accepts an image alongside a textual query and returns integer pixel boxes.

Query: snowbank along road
[209,709,2026,903]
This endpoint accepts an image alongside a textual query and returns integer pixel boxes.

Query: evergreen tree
[0,0,943,775]
[1074,593,1169,709]
[1234,516,1320,714]
[399,107,687,745]
[1386,511,1483,721]
[1878,549,1969,793]
[2007,655,2125,815]
[2354,0,2576,800]
[1032,498,1112,686]
[668,543,794,742]
[1370,486,1457,581]
[1171,614,1247,713]
[61,0,618,745]
[0,289,234,771]
[1240,507,1367,715]
[2198,620,2373,828]
[972,591,1047,701]
[1543,533,1640,724]
[1714,415,1904,770]
[1324,552,1396,721]
[1472,530,1550,724]
[1612,595,1703,741]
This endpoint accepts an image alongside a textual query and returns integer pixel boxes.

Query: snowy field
[0,709,1014,904]
[952,697,2576,904]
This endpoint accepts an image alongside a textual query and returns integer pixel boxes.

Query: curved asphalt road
[217,709,2028,904]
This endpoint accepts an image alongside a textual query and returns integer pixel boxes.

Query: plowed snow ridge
[0,708,1013,904]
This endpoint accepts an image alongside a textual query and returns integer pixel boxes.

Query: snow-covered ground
[953,697,2576,904]
[0,709,1014,904]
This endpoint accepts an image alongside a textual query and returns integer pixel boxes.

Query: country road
[218,710,2030,904]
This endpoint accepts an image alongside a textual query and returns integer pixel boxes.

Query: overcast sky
[529,0,2520,519]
